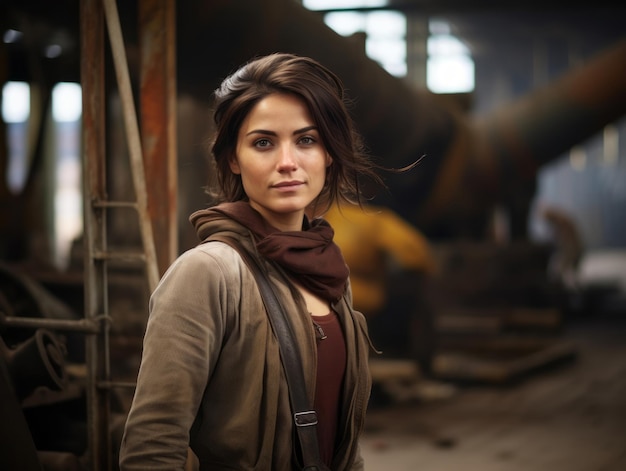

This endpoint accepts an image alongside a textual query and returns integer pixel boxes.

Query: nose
[276,143,298,171]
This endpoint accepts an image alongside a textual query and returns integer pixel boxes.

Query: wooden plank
[436,308,562,334]
[432,341,578,384]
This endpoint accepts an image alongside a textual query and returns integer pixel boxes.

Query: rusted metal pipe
[139,0,178,275]
[471,38,626,189]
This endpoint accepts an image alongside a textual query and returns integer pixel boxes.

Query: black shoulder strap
[209,235,327,471]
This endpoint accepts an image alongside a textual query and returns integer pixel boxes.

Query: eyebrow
[245,125,318,137]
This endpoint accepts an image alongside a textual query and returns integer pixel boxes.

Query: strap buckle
[294,410,318,427]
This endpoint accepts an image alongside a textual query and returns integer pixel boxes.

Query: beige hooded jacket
[119,218,372,470]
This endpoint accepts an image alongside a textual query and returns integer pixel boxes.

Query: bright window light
[365,10,406,37]
[303,0,388,10]
[52,82,82,122]
[54,157,83,269]
[429,20,450,36]
[3,29,23,43]
[427,24,475,93]
[308,3,407,78]
[51,82,83,269]
[3,81,31,193]
[325,12,366,36]
[367,38,407,76]
[365,10,407,77]
[2,81,30,123]
[428,34,470,56]
[427,55,475,93]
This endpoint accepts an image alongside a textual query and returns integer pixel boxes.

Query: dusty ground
[359,314,626,471]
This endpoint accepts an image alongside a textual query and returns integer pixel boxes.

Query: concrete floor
[359,314,626,471]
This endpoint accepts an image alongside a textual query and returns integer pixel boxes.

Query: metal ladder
[0,1,174,468]
[80,0,162,469]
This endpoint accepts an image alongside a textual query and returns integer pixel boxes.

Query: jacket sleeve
[119,247,231,470]
[350,444,365,470]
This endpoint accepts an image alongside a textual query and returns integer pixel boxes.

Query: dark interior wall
[1,0,625,257]
[171,1,626,240]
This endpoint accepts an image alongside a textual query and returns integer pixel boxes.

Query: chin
[273,205,307,215]
[273,199,312,214]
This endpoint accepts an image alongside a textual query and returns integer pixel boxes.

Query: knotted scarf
[190,202,349,302]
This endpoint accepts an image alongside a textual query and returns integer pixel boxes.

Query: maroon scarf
[190,202,349,302]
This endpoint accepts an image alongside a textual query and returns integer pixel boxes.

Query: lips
[273,181,303,189]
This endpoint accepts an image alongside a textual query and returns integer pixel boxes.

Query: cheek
[312,163,329,191]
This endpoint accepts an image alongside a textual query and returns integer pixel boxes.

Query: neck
[249,202,304,232]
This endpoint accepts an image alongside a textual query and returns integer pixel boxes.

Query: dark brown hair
[208,52,387,216]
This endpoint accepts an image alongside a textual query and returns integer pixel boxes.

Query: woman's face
[231,93,331,231]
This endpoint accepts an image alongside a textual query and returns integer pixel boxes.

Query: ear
[325,153,333,167]
[229,155,241,175]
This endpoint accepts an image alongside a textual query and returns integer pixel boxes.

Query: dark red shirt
[313,311,346,467]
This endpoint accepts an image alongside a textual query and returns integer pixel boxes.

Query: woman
[119,53,388,470]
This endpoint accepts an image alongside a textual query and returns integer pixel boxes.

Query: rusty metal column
[80,0,111,469]
[139,0,178,275]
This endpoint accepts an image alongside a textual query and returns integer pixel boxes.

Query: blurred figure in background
[540,205,584,290]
